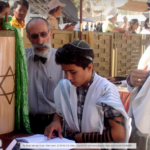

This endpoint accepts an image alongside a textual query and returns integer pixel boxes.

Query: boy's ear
[87,63,93,71]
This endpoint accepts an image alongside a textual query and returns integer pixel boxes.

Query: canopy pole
[79,0,82,40]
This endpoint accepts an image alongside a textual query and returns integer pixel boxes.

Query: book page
[16,134,47,143]
[39,137,75,143]
[16,134,75,144]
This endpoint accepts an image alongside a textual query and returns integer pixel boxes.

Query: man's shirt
[47,14,60,30]
[10,16,25,28]
[102,20,117,32]
[26,47,65,115]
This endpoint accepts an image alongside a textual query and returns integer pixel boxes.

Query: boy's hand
[44,121,63,140]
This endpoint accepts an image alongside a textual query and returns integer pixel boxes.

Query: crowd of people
[1,0,150,150]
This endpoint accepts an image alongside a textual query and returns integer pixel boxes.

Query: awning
[143,12,149,19]
[117,0,150,12]
[60,0,78,21]
[82,18,95,22]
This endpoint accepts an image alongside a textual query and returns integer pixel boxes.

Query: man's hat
[105,7,118,20]
[48,0,66,11]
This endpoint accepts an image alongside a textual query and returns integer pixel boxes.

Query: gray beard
[32,43,51,57]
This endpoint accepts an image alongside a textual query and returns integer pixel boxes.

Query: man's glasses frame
[29,31,49,40]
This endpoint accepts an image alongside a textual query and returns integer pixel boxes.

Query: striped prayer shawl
[54,73,130,146]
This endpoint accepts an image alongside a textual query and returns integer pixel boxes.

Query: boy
[44,40,130,144]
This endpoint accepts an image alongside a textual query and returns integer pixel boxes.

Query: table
[116,85,131,113]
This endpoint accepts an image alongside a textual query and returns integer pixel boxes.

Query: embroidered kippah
[57,40,93,61]
[70,40,92,50]
[70,40,93,61]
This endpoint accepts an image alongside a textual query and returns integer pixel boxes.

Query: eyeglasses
[29,31,49,39]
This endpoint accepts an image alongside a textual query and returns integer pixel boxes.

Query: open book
[16,134,75,150]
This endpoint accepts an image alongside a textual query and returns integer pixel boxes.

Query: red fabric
[118,91,131,113]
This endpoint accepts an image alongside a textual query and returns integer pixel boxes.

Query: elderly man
[25,17,64,134]
[103,7,130,39]
[10,0,28,28]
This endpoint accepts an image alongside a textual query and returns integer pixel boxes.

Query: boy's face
[61,63,93,88]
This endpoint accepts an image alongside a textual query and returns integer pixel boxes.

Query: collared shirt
[47,14,60,30]
[77,72,94,129]
[10,16,25,28]
[102,20,117,32]
[25,47,65,115]
[77,72,121,130]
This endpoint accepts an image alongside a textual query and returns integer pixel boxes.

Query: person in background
[127,19,139,34]
[10,0,28,28]
[96,22,103,32]
[94,23,97,31]
[0,1,10,17]
[25,17,64,134]
[103,7,130,39]
[141,18,150,34]
[47,0,74,30]
[137,24,142,34]
[91,22,93,31]
[85,22,89,31]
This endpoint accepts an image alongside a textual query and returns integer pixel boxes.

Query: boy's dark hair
[0,1,10,14]
[48,6,60,15]
[13,0,29,10]
[55,40,94,69]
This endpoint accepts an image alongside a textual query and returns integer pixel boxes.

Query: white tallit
[54,73,130,144]
[128,76,150,135]
[128,46,150,135]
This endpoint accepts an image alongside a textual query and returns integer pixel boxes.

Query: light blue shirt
[26,47,65,115]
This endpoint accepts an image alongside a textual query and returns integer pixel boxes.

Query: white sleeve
[138,46,150,69]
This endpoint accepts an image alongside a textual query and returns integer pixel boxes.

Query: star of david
[0,66,15,105]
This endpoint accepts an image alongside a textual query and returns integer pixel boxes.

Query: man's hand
[65,26,75,31]
[130,65,149,87]
[63,24,75,30]
[44,113,63,140]
[63,24,70,30]
[124,30,130,40]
